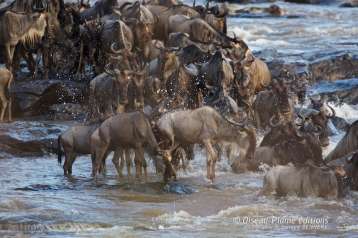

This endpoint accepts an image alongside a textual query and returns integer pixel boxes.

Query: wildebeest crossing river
[0,0,358,237]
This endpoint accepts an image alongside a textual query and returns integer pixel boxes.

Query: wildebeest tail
[57,135,63,165]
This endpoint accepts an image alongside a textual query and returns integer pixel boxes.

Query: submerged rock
[163,182,197,195]
[0,121,69,157]
[340,0,358,7]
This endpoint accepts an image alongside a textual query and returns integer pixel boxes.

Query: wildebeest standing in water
[156,106,256,182]
[92,111,163,179]
[261,163,347,198]
[57,123,108,176]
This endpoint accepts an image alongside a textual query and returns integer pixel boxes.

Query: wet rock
[49,103,87,121]
[284,0,336,4]
[11,80,88,117]
[231,4,284,17]
[0,121,69,157]
[163,182,197,194]
[309,54,358,82]
[266,53,358,84]
[340,0,358,7]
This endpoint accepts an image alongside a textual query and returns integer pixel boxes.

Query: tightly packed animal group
[0,0,357,199]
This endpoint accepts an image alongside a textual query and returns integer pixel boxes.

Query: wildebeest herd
[0,0,357,199]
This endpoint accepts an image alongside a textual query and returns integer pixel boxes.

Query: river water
[1,1,358,237]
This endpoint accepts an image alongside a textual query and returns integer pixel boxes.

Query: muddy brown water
[1,0,358,237]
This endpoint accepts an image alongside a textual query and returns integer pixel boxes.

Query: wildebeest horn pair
[104,63,120,77]
[222,114,247,127]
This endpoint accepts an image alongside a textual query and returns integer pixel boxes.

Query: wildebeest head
[272,79,292,118]
[205,50,233,95]
[145,76,163,105]
[260,121,303,147]
[161,50,179,84]
[105,65,133,108]
[240,52,255,87]
[298,101,336,147]
[131,20,153,48]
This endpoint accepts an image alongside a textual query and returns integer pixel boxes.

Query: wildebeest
[6,0,69,79]
[0,9,46,71]
[253,79,293,129]
[261,164,347,198]
[297,103,336,147]
[168,14,232,47]
[237,52,271,105]
[199,50,234,99]
[167,32,215,53]
[92,111,162,179]
[156,106,256,182]
[0,67,12,121]
[57,123,109,176]
[231,120,324,173]
[147,3,227,42]
[119,1,155,50]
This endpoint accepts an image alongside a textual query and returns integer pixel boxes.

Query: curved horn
[327,104,336,118]
[111,42,122,54]
[104,63,115,76]
[223,114,247,127]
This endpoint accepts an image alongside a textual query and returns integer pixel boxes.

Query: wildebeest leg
[0,88,8,122]
[94,142,110,177]
[125,149,132,179]
[4,44,15,72]
[68,153,77,175]
[23,52,36,78]
[76,41,84,76]
[112,148,123,177]
[101,150,111,175]
[203,139,217,182]
[42,47,50,80]
[134,147,144,179]
[91,154,96,177]
[8,95,12,122]
[142,155,148,180]
[63,151,71,175]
